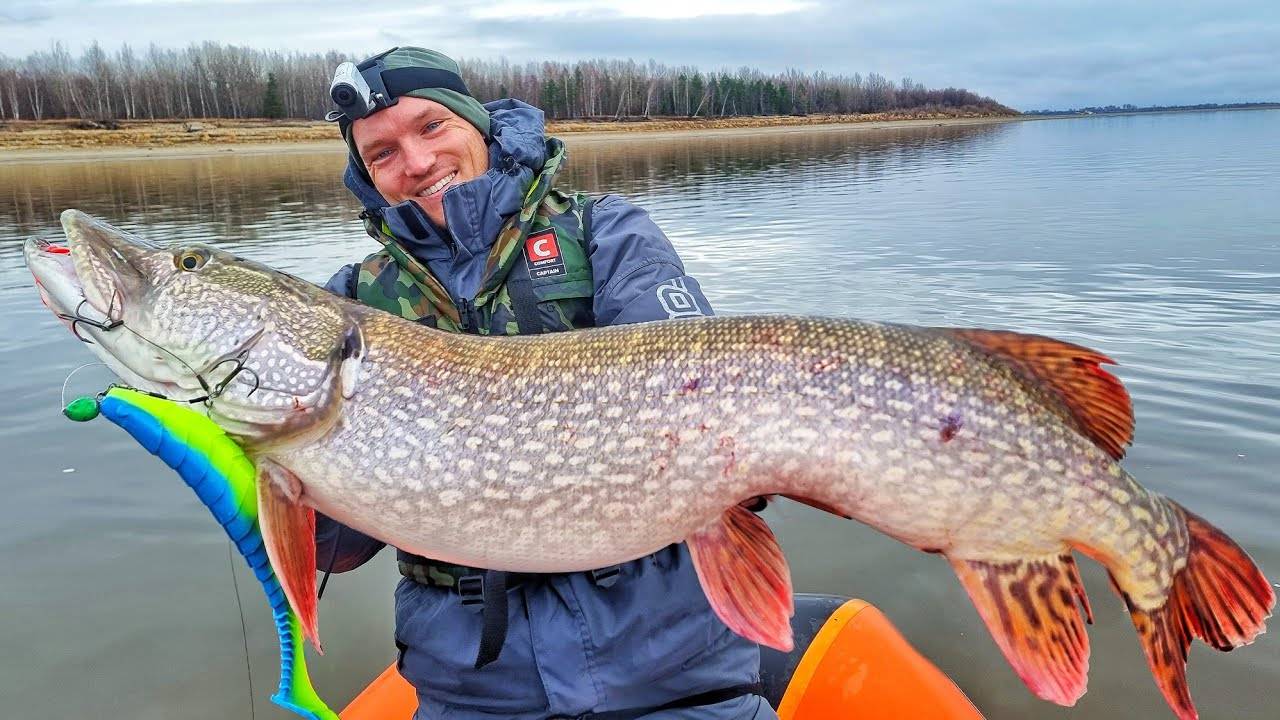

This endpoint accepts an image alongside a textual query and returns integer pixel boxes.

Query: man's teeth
[419,172,456,197]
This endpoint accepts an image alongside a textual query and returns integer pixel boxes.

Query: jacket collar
[344,99,550,261]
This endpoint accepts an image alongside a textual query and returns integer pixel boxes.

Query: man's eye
[425,120,443,132]
[372,147,394,162]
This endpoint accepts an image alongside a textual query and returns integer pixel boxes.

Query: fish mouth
[25,210,155,342]
[24,210,187,396]
[24,235,97,338]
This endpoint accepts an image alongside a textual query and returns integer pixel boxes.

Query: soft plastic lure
[66,386,337,720]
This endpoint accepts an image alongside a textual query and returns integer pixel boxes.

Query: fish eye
[176,249,208,271]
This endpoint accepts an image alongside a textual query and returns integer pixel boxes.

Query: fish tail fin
[1123,502,1274,720]
[948,552,1093,706]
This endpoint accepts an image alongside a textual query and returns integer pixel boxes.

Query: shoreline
[0,113,1021,165]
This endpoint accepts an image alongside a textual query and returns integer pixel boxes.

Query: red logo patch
[525,229,561,262]
[524,228,566,279]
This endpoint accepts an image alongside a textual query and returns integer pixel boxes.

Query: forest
[0,42,1013,122]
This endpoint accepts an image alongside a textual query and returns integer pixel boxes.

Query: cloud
[469,0,816,21]
[0,2,55,24]
[2,0,1277,109]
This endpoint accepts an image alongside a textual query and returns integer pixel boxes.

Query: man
[317,47,778,720]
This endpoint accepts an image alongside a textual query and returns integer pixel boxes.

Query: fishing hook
[193,351,261,407]
[57,298,123,344]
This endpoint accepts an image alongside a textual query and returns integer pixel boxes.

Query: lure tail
[91,387,339,720]
[1124,503,1274,720]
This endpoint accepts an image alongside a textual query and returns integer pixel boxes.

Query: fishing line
[60,362,110,413]
[62,294,265,407]
[228,540,257,720]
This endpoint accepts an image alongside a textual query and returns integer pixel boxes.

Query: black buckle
[589,565,620,588]
[458,574,485,613]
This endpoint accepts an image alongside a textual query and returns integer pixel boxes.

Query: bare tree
[0,41,1014,121]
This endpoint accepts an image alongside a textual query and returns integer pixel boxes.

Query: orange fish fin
[949,553,1093,706]
[1124,503,1274,720]
[687,505,795,652]
[257,461,322,654]
[940,328,1134,460]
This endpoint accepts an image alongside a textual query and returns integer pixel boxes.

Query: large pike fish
[26,210,1273,719]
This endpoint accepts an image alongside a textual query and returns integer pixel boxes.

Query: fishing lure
[66,386,337,720]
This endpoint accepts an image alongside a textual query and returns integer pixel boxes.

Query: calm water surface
[2,110,1277,719]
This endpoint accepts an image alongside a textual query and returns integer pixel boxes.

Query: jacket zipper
[457,297,478,333]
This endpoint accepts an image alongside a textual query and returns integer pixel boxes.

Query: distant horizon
[2,0,1277,110]
[1025,101,1280,115]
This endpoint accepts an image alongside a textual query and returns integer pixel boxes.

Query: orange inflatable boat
[341,594,983,719]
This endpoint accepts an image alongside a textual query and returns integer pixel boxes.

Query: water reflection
[1,111,1278,720]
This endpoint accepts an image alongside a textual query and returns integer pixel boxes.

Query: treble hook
[57,299,123,344]
[187,350,260,407]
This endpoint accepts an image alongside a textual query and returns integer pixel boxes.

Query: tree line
[0,41,1013,122]
[1025,101,1279,116]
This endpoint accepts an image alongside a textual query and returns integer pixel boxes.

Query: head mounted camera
[325,47,474,124]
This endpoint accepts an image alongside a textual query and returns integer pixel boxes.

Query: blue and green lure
[66,386,338,720]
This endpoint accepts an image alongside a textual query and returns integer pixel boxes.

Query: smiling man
[317,47,777,720]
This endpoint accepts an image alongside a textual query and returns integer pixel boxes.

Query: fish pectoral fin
[687,505,795,652]
[256,461,322,654]
[949,552,1092,707]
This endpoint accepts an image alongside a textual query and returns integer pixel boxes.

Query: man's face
[352,96,489,228]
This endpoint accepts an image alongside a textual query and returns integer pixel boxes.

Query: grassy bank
[0,109,1018,154]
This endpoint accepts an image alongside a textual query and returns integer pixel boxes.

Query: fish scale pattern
[292,312,1184,608]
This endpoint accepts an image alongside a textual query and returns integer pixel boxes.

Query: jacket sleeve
[315,513,386,574]
[313,261,387,573]
[324,263,360,298]
[586,194,714,326]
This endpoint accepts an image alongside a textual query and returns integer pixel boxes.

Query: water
[2,110,1277,719]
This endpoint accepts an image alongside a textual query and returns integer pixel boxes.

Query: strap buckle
[458,574,485,613]
[589,565,621,588]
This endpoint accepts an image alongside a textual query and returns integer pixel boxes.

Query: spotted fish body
[289,314,1167,583]
[25,210,1275,720]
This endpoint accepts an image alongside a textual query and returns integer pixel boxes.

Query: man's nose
[401,137,437,177]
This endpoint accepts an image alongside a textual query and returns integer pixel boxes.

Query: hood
[343,99,548,251]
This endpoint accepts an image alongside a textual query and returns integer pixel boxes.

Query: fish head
[26,209,361,447]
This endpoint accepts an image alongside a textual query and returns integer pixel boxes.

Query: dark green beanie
[340,46,490,167]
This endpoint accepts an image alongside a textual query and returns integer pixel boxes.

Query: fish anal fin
[257,460,322,654]
[939,328,1134,460]
[687,505,795,652]
[949,553,1092,706]
[1126,503,1275,720]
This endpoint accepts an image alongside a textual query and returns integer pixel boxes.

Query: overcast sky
[3,0,1277,110]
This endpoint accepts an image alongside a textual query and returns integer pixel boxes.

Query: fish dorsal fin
[940,328,1134,460]
[687,505,795,652]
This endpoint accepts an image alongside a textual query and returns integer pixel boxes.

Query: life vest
[355,137,596,335]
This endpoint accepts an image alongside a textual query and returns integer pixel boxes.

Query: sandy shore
[0,113,1022,164]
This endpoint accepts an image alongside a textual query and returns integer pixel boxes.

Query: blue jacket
[317,99,768,719]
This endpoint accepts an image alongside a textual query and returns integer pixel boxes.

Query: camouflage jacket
[355,137,596,335]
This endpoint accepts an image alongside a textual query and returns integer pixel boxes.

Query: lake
[1,109,1277,719]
